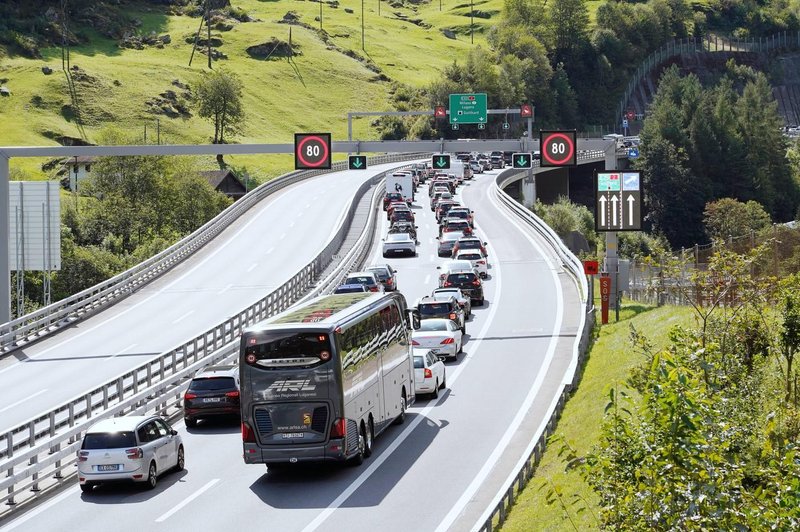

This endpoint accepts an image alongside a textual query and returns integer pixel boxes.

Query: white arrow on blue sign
[627,147,639,158]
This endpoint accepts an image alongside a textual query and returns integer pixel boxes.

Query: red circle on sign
[296,135,330,168]
[542,132,575,165]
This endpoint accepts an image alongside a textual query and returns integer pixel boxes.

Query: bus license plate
[282,433,304,439]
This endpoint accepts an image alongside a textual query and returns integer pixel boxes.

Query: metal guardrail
[496,150,605,190]
[473,169,596,532]
[0,153,422,353]
[0,156,421,510]
[616,31,800,127]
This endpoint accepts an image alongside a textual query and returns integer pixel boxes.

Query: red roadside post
[600,274,611,324]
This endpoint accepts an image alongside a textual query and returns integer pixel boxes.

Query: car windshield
[335,285,366,293]
[447,273,477,284]
[443,232,464,242]
[189,377,236,391]
[419,303,450,316]
[458,253,482,260]
[388,233,409,242]
[367,269,389,280]
[82,431,137,449]
[418,320,448,332]
[346,276,375,285]
[458,240,481,248]
[449,211,469,218]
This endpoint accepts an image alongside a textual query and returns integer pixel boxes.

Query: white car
[412,318,464,360]
[454,250,488,278]
[438,259,478,284]
[413,348,447,398]
[382,232,416,257]
[78,415,184,492]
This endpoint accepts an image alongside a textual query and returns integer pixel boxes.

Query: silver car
[78,415,184,492]
[382,232,416,257]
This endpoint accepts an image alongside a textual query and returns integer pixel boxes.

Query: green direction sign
[432,154,451,169]
[512,152,532,169]
[597,172,621,192]
[348,155,367,170]
[449,93,488,124]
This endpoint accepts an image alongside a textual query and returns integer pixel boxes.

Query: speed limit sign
[294,133,332,170]
[539,130,577,167]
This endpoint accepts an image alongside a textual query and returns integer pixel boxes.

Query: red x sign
[520,104,533,118]
[434,106,446,118]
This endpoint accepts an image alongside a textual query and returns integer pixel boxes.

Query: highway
[0,161,409,432]
[1,167,583,532]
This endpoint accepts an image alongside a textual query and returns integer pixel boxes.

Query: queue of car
[78,159,492,495]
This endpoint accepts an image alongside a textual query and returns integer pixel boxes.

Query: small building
[61,156,97,187]
[199,169,247,200]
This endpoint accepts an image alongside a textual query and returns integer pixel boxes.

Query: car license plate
[282,433,304,439]
[203,397,223,403]
[97,464,119,472]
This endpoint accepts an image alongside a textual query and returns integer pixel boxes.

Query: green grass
[499,301,697,531]
[0,0,507,179]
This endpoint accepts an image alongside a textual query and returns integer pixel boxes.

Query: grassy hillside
[0,0,512,179]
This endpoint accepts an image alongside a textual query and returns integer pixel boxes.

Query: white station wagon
[78,415,184,492]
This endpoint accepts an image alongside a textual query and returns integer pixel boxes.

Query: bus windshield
[244,332,332,370]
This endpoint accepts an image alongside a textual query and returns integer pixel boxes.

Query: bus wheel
[393,390,407,425]
[364,419,374,458]
[349,425,366,466]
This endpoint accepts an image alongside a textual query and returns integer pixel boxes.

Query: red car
[383,192,404,210]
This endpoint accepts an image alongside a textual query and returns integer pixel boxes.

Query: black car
[389,221,417,241]
[183,365,240,427]
[437,232,463,257]
[442,271,484,305]
[416,296,466,333]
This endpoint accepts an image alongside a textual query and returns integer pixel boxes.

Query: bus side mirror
[406,309,420,330]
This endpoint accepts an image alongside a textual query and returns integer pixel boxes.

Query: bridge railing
[475,158,598,532]
[0,155,421,511]
[616,31,800,127]
[0,153,420,353]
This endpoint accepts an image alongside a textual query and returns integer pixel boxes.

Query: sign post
[449,93,488,125]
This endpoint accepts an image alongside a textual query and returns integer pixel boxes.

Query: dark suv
[442,271,484,305]
[416,296,466,333]
[183,365,240,427]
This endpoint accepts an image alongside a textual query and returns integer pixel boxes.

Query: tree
[703,198,771,241]
[194,69,245,144]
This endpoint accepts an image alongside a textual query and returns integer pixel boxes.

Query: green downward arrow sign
[517,156,527,166]
[436,158,446,168]
[353,159,363,168]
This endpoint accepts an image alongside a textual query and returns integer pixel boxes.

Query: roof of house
[198,169,245,190]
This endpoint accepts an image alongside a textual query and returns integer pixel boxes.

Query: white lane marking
[289,221,295,228]
[103,342,138,363]
[0,183,302,376]
[305,203,312,208]
[246,262,258,272]
[424,274,431,285]
[301,231,504,532]
[279,233,286,240]
[154,478,220,523]
[265,247,274,255]
[0,485,77,531]
[217,283,233,295]
[437,184,564,532]
[172,310,194,325]
[0,388,48,413]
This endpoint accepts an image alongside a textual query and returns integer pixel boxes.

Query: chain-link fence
[627,224,800,306]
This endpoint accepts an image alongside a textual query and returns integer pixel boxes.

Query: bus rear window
[244,332,332,370]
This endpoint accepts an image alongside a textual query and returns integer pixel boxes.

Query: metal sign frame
[594,170,642,232]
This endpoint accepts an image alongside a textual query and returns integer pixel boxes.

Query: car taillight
[184,392,197,400]
[370,286,379,292]
[441,338,455,345]
[443,281,452,287]
[472,279,481,286]
[424,368,432,378]
[330,418,347,439]
[125,448,143,460]
[242,422,256,443]
[449,313,456,320]
[77,450,89,462]
[226,390,240,398]
[411,339,420,346]
[477,260,486,265]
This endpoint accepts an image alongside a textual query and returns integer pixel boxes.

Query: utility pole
[206,0,212,69]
